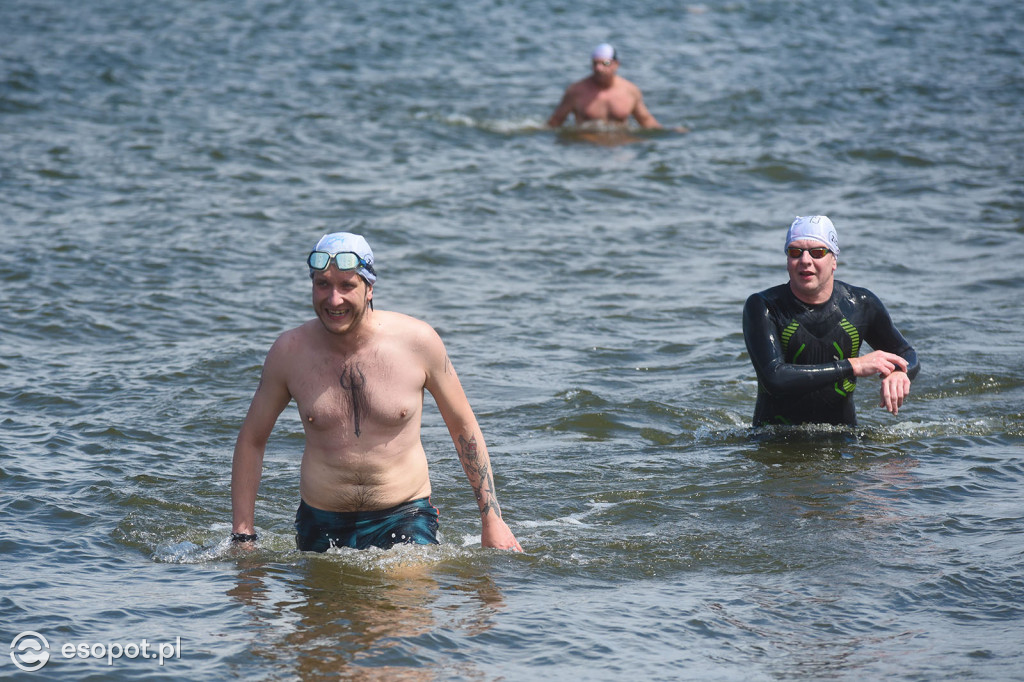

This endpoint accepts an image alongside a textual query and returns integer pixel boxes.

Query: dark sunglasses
[307,251,375,273]
[786,246,831,259]
[592,59,614,66]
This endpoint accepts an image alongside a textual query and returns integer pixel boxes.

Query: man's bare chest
[579,90,634,121]
[290,355,424,437]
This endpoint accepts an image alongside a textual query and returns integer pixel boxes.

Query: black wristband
[230,532,258,544]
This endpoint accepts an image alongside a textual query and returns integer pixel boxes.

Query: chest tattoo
[338,363,368,437]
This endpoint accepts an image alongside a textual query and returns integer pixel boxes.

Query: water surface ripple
[2,0,1022,679]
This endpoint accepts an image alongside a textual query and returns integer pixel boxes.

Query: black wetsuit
[742,280,920,427]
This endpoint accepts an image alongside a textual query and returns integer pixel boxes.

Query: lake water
[2,0,1023,679]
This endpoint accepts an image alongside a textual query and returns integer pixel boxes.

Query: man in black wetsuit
[743,215,920,427]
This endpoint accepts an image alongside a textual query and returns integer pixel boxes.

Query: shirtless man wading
[547,43,666,129]
[230,232,521,552]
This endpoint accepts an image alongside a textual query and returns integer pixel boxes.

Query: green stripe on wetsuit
[781,320,806,360]
[834,318,859,396]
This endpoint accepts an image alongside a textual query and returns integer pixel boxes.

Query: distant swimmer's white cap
[785,215,840,255]
[591,43,618,61]
[311,232,377,284]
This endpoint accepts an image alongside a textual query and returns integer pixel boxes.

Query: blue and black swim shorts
[294,498,440,552]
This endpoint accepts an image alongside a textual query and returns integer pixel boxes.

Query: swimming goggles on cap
[307,251,376,274]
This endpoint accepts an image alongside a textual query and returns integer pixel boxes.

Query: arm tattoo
[339,363,368,437]
[458,434,501,517]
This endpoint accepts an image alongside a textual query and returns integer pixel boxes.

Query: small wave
[417,110,549,135]
[149,526,479,569]
[516,501,616,531]
[152,539,224,563]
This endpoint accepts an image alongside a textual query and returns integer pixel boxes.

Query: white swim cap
[785,215,840,255]
[310,232,377,284]
[591,43,618,61]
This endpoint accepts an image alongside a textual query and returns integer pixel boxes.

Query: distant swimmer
[742,215,920,427]
[230,232,521,553]
[548,43,684,131]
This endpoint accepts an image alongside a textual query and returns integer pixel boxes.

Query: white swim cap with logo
[311,232,377,284]
[785,215,840,256]
[591,43,618,61]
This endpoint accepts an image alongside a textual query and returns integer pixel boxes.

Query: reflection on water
[555,127,647,148]
[740,426,863,464]
[226,550,504,680]
[554,123,688,147]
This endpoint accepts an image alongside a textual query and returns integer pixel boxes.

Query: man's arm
[861,289,920,415]
[423,330,522,552]
[230,340,293,537]
[547,86,575,128]
[631,94,662,129]
[861,290,920,381]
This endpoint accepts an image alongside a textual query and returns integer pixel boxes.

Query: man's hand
[482,515,523,552]
[849,350,909,378]
[879,371,912,415]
